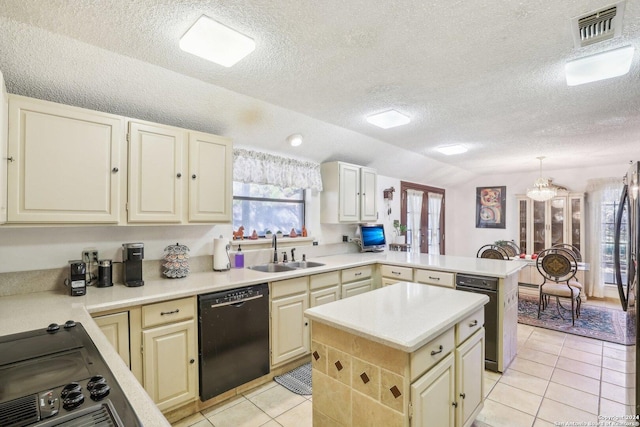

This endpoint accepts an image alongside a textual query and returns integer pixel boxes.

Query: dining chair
[476,244,509,260]
[536,247,581,325]
[496,240,520,258]
[551,243,582,262]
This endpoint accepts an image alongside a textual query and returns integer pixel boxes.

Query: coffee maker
[122,243,144,287]
[68,260,87,296]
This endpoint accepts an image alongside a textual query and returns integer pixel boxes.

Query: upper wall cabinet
[128,121,232,224]
[187,131,232,223]
[7,95,124,223]
[128,121,184,223]
[516,192,585,255]
[320,161,377,223]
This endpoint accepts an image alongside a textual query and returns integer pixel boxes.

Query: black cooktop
[0,322,142,427]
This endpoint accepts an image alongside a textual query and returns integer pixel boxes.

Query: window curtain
[233,149,323,191]
[585,177,623,298]
[407,189,424,254]
[428,193,443,254]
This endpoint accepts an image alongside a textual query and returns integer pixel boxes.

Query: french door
[400,181,446,254]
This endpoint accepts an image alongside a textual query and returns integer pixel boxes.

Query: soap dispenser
[235,245,245,268]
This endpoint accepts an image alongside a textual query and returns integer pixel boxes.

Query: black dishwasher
[198,283,270,401]
[455,274,499,372]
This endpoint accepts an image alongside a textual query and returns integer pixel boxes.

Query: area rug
[274,362,312,395]
[518,295,636,345]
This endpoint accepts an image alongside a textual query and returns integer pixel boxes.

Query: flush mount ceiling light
[526,157,558,202]
[287,134,303,147]
[435,145,468,155]
[365,110,410,129]
[565,45,634,86]
[179,15,255,67]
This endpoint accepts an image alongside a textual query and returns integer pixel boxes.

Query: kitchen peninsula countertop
[304,281,489,352]
[0,252,524,426]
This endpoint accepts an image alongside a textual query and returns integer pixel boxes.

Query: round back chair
[476,244,509,260]
[551,243,582,262]
[496,240,520,258]
[535,247,581,325]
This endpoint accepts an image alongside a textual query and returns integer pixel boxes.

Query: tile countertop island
[0,252,524,426]
[304,282,490,426]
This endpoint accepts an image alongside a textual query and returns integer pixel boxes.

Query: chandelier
[526,157,557,202]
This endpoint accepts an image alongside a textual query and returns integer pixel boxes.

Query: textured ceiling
[0,0,639,185]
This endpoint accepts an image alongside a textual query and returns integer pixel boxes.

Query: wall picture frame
[476,186,506,229]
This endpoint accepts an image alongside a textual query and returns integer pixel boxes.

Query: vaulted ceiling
[1,1,639,186]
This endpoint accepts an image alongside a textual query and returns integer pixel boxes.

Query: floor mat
[518,295,636,345]
[274,362,312,395]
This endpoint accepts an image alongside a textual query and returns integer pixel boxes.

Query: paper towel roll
[213,236,230,271]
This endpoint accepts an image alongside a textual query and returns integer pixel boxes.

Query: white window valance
[233,149,323,191]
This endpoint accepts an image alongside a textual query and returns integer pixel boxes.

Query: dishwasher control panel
[209,284,268,306]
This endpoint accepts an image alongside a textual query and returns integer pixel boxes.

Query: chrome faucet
[272,234,278,263]
[291,248,296,262]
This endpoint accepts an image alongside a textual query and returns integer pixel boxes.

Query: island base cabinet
[410,353,455,427]
[456,329,485,427]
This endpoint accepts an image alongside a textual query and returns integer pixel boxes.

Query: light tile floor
[173,322,635,427]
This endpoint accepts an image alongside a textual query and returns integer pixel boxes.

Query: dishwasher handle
[210,293,264,308]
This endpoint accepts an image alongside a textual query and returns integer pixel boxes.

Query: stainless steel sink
[248,263,297,273]
[284,261,325,269]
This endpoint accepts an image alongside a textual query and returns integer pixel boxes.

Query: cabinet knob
[190,358,195,364]
[177,173,182,178]
[192,174,197,179]
[112,167,119,173]
[452,401,458,408]
[460,392,466,399]
[305,322,308,326]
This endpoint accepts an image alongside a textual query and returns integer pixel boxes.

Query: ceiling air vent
[571,1,626,48]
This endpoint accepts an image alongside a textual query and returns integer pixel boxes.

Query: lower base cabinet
[142,320,196,411]
[270,277,310,366]
[411,329,485,427]
[93,311,131,368]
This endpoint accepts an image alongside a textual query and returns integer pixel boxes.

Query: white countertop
[0,252,521,424]
[305,282,490,353]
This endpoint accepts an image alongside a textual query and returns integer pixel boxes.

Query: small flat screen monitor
[359,224,386,252]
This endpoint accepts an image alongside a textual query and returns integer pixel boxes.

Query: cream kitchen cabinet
[341,265,373,298]
[411,327,485,427]
[309,270,341,308]
[136,297,198,412]
[516,192,585,255]
[270,277,310,366]
[127,121,184,223]
[187,131,232,222]
[320,161,377,223]
[380,264,413,287]
[0,71,7,224]
[128,121,232,223]
[7,95,124,223]
[93,311,131,368]
[414,268,455,288]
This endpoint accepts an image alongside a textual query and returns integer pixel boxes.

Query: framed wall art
[476,186,506,229]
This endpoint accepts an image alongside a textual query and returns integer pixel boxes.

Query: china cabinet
[516,192,585,255]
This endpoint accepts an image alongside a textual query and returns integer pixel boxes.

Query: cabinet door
[360,166,377,221]
[341,279,372,298]
[7,96,123,223]
[381,278,400,287]
[456,329,484,427]
[94,312,131,368]
[310,285,340,307]
[411,352,455,427]
[339,163,360,222]
[188,131,232,222]
[142,320,197,411]
[0,72,7,224]
[271,293,310,366]
[548,196,567,248]
[128,121,184,223]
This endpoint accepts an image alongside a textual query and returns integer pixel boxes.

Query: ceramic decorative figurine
[290,228,297,237]
[233,226,245,240]
[250,229,259,240]
[302,226,307,237]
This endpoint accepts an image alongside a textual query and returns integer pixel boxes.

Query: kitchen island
[305,282,489,427]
